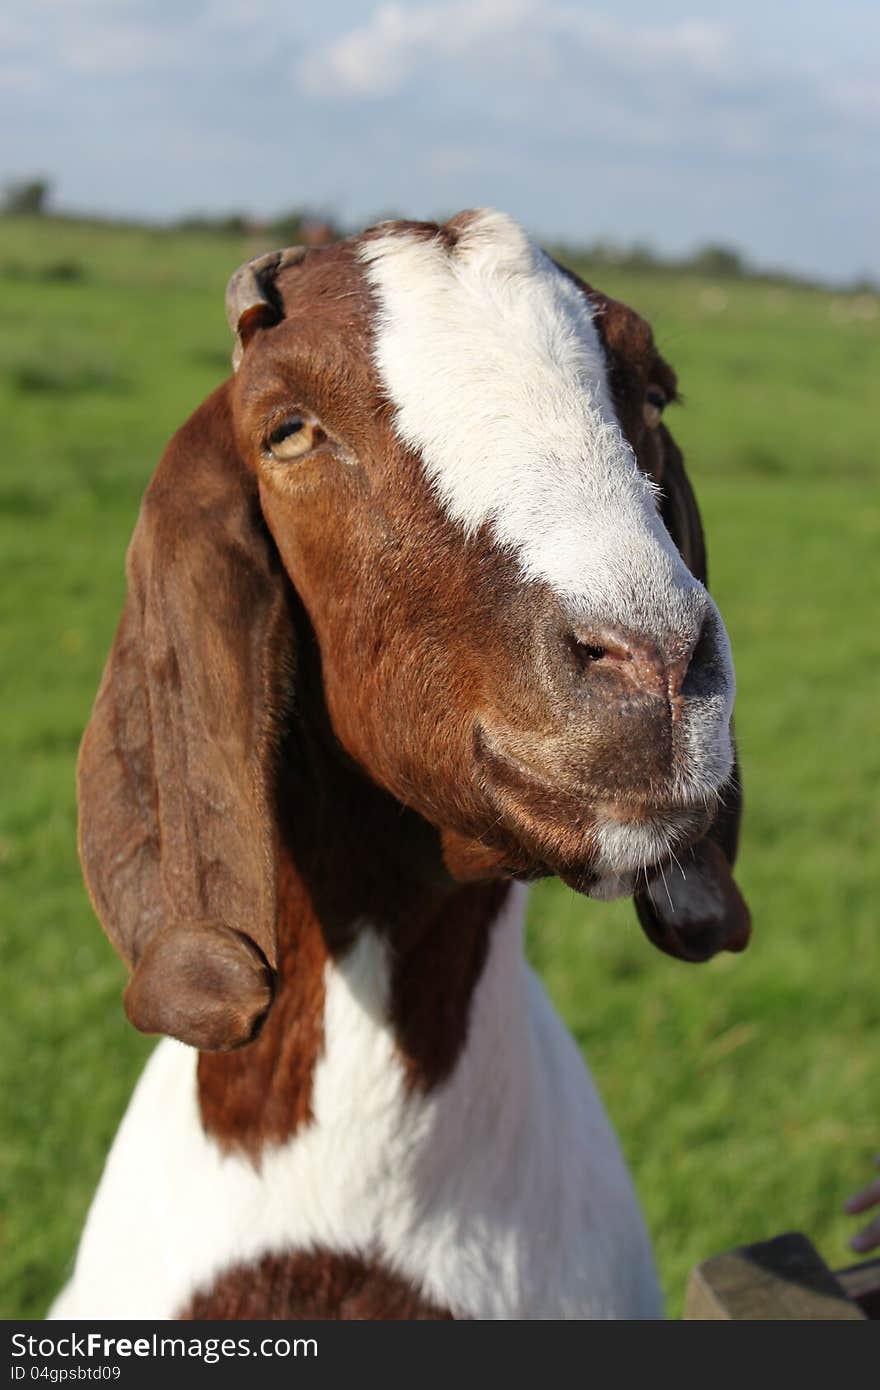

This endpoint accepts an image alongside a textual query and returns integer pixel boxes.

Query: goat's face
[232,211,736,906]
[78,207,749,1051]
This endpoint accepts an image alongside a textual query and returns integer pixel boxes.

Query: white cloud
[290,0,880,186]
[297,1,737,99]
[298,0,535,96]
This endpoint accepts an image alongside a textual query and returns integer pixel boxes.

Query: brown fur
[179,1249,454,1320]
[197,847,328,1150]
[389,880,507,1091]
[77,386,296,1050]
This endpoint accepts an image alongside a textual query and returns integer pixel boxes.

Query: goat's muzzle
[468,602,746,963]
[473,720,714,885]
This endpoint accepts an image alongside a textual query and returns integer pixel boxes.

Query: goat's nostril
[563,625,669,695]
[565,633,615,673]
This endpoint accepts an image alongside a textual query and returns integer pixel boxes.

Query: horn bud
[225,246,306,370]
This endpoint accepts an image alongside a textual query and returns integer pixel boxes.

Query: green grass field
[1,215,878,1319]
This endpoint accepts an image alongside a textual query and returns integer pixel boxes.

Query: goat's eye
[643,388,666,430]
[266,415,320,461]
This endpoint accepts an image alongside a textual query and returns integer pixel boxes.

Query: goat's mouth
[471,721,716,897]
[464,718,749,963]
[443,753,750,964]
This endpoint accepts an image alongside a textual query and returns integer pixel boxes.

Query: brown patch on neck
[197,663,511,1156]
[197,845,327,1155]
[390,879,508,1090]
[179,1247,454,1320]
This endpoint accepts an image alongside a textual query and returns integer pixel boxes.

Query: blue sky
[2,0,878,281]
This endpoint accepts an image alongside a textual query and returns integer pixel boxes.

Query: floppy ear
[77,379,296,1051]
[653,422,707,586]
[632,416,751,961]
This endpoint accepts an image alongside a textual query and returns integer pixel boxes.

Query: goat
[50,209,750,1321]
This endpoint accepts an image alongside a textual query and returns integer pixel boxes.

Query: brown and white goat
[51,210,749,1321]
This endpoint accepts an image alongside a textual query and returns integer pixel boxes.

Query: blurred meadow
[1,213,878,1319]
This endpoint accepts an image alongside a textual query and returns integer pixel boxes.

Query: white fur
[360,210,735,807]
[594,814,700,880]
[589,806,719,900]
[50,885,661,1321]
[362,210,701,635]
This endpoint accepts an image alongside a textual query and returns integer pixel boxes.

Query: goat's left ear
[634,414,751,962]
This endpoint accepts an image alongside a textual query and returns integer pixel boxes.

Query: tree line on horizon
[2,176,875,295]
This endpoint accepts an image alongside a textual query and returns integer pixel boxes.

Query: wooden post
[685,1232,866,1319]
[835,1257,880,1320]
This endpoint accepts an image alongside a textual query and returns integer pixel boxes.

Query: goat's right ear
[77,383,296,1051]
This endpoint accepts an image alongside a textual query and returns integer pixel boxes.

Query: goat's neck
[197,724,514,1154]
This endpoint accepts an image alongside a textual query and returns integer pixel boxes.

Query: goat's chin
[441,783,714,900]
[464,735,717,896]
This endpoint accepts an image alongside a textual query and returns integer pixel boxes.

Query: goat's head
[78,210,750,1052]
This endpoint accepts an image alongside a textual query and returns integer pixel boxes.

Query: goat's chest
[54,898,661,1320]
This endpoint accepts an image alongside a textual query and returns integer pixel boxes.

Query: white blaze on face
[360,210,735,819]
[360,209,708,643]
